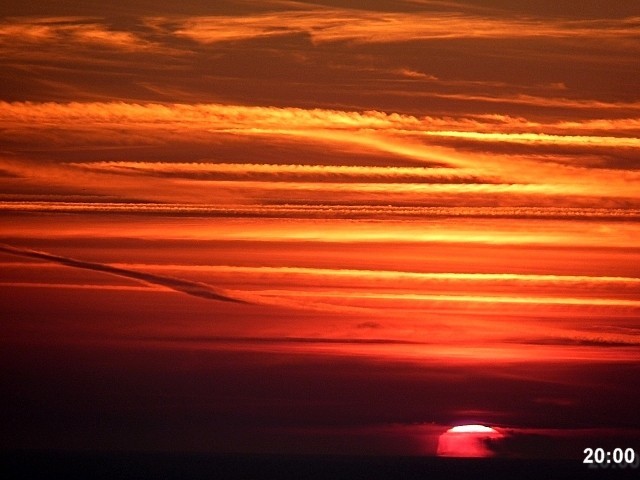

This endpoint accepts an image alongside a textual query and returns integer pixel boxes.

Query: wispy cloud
[168,10,640,45]
[0,17,172,53]
[420,92,640,112]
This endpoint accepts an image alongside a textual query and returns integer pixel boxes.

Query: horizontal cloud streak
[419,92,640,112]
[69,161,489,184]
[420,130,640,148]
[3,215,639,247]
[3,101,639,139]
[0,101,422,130]
[116,264,640,287]
[1,202,640,221]
[254,290,640,308]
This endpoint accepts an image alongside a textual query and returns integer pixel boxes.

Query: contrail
[0,243,250,304]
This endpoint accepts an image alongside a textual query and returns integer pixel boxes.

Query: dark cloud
[515,336,640,347]
[357,321,382,329]
[485,432,561,459]
[130,335,423,346]
[0,243,248,304]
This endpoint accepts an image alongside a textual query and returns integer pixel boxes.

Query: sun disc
[437,424,504,457]
[448,424,498,434]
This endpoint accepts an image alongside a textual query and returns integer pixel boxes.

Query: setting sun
[448,425,499,434]
[437,425,504,458]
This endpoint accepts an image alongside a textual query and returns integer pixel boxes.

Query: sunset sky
[1,0,639,459]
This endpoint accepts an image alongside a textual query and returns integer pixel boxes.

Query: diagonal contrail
[0,243,250,304]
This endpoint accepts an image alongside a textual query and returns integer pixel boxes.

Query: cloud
[0,101,423,131]
[68,161,488,184]
[0,243,249,304]
[420,130,640,148]
[2,101,639,203]
[1,101,639,245]
[110,264,640,289]
[4,202,640,225]
[485,431,560,458]
[168,10,640,45]
[521,336,640,348]
[130,334,423,346]
[1,1,639,458]
[420,92,640,113]
[3,101,639,155]
[395,68,439,81]
[3,100,638,151]
[486,427,640,459]
[357,322,382,329]
[0,282,163,292]
[256,289,640,309]
[0,17,170,53]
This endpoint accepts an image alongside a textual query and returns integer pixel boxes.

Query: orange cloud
[1,101,639,212]
[0,101,422,131]
[0,17,163,52]
[168,10,640,45]
[420,130,640,148]
[422,92,640,112]
[69,161,488,184]
[3,101,638,147]
[2,213,639,248]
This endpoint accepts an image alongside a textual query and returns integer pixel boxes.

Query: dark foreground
[3,451,636,480]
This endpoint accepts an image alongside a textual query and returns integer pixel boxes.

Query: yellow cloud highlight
[112,264,640,287]
[2,214,639,248]
[254,290,640,308]
[421,130,640,148]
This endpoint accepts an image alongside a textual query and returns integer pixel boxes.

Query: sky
[1,0,639,459]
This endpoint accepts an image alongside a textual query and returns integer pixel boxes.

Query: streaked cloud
[2,202,639,221]
[1,101,639,209]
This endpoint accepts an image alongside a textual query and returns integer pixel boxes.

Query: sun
[447,425,498,434]
[437,424,504,457]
